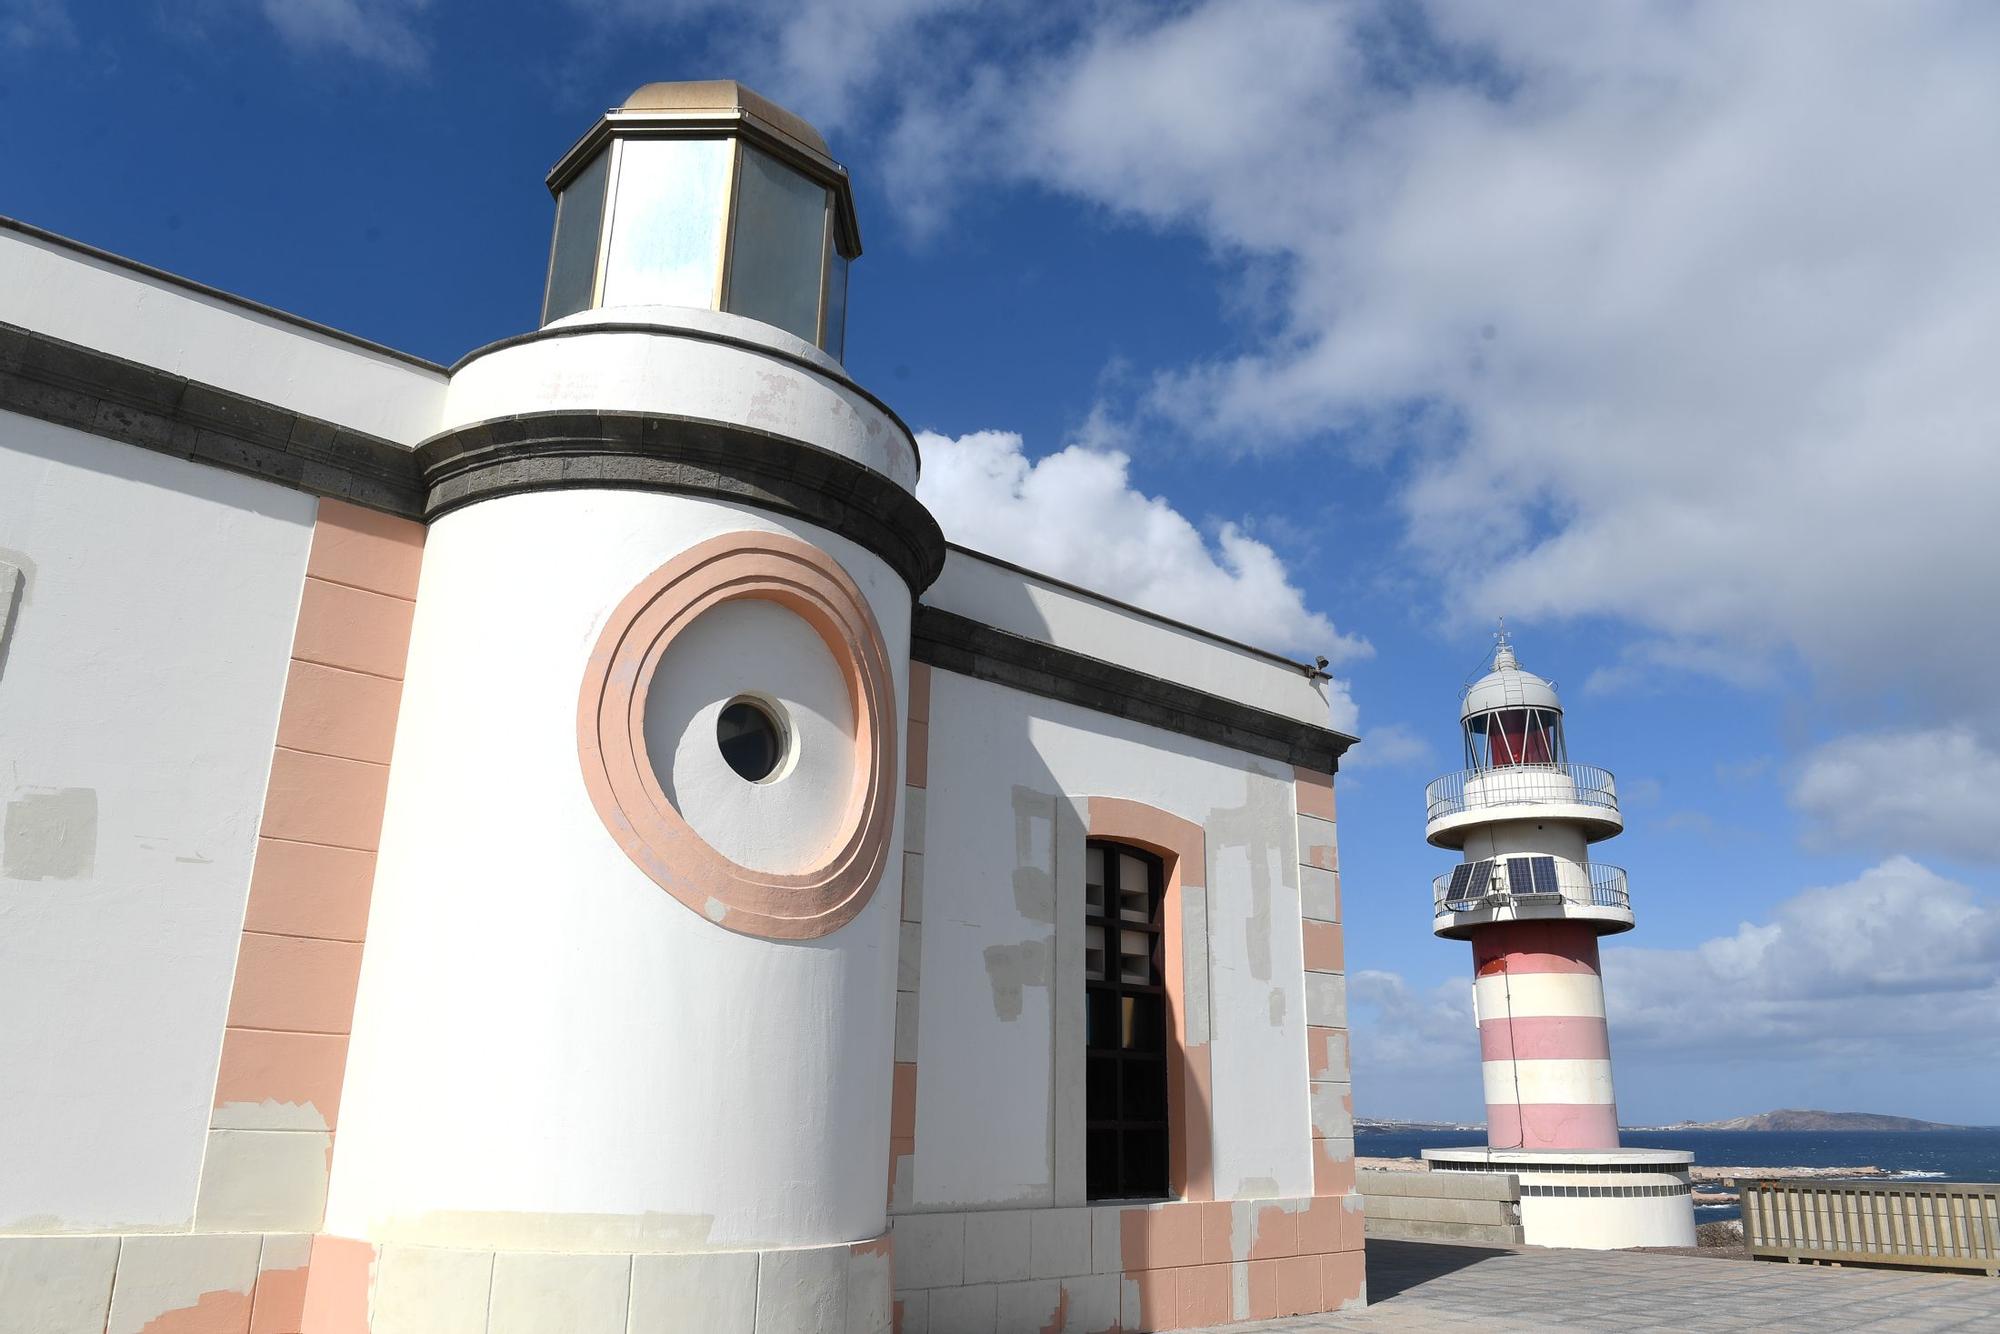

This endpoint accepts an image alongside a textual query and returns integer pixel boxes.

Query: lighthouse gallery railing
[1424,763,1619,823]
[1432,862,1630,915]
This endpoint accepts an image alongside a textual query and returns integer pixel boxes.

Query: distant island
[1632,1108,1973,1132]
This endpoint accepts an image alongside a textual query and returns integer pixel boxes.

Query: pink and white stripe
[1471,922,1620,1151]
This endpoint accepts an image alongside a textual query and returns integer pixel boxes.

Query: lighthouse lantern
[539,80,861,358]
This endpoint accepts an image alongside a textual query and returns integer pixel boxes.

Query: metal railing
[1743,1179,2000,1275]
[1424,763,1619,823]
[1432,862,1630,915]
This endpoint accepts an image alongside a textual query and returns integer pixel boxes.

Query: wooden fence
[1742,1179,2000,1275]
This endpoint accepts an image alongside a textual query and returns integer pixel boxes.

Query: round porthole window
[717,697,786,783]
[578,530,899,940]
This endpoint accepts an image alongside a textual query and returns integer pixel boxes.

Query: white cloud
[1341,721,1437,773]
[559,0,999,135]
[2,0,71,49]
[915,429,1367,714]
[975,1,2000,724]
[257,0,429,70]
[1791,728,2000,864]
[1604,857,2000,1072]
[1358,859,2000,1121]
[1345,968,1478,1117]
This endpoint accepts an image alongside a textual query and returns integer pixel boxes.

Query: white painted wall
[922,550,1333,728]
[910,668,1312,1211]
[327,488,909,1253]
[1518,1186,1697,1249]
[0,226,445,444]
[0,412,315,1231]
[645,599,856,875]
[443,316,919,492]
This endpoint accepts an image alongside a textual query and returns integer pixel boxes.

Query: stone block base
[890,1194,1366,1332]
[0,1229,893,1334]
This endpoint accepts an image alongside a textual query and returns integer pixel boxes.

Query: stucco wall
[922,549,1332,728]
[906,668,1314,1212]
[0,224,445,445]
[0,411,316,1231]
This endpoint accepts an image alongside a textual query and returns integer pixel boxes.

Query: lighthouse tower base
[1424,1147,1697,1250]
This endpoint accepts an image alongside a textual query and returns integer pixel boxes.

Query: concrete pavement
[1187,1239,2000,1332]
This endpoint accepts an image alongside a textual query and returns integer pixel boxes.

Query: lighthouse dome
[1460,639,1561,720]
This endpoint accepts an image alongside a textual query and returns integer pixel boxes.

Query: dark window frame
[1084,840,1170,1201]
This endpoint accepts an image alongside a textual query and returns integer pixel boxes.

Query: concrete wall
[890,1196,1363,1332]
[908,668,1313,1211]
[923,548,1334,728]
[447,308,917,491]
[0,1230,895,1334]
[1359,1169,1524,1246]
[0,411,316,1233]
[0,222,445,445]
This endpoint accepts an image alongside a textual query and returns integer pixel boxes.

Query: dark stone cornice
[911,606,1354,772]
[416,410,947,594]
[0,320,424,517]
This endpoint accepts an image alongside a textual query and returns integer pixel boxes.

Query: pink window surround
[1086,797,1214,1203]
[578,531,899,940]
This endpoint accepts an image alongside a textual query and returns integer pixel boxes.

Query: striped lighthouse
[1419,632,1696,1248]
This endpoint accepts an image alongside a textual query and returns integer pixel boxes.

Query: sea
[1356,1128,2000,1224]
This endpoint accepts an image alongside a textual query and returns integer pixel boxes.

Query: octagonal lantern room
[540,80,862,359]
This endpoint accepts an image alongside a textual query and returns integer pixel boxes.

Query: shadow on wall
[0,552,27,684]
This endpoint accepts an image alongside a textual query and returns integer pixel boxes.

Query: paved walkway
[1192,1240,2000,1332]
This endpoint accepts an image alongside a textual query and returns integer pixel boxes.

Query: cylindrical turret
[324,83,942,1284]
[1424,634,1630,1152]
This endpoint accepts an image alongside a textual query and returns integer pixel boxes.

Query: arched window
[1084,840,1168,1199]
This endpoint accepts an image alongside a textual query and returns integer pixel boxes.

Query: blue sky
[5,1,1996,1124]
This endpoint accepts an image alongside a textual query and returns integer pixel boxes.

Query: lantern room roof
[1461,636,1562,719]
[618,80,831,158]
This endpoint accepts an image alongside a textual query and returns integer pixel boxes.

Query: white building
[0,82,1365,1332]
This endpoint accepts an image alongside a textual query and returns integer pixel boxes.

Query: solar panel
[1446,859,1494,904]
[1503,855,1562,900]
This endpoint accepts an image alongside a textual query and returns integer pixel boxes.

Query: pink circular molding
[579,531,899,939]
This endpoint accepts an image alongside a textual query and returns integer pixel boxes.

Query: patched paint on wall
[0,417,317,1233]
[982,939,1051,1021]
[3,787,97,881]
[1010,786,1057,925]
[915,669,1314,1211]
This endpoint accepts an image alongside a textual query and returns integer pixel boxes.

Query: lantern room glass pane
[543,148,610,324]
[725,145,829,344]
[1469,708,1562,768]
[822,248,850,360]
[600,138,732,311]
